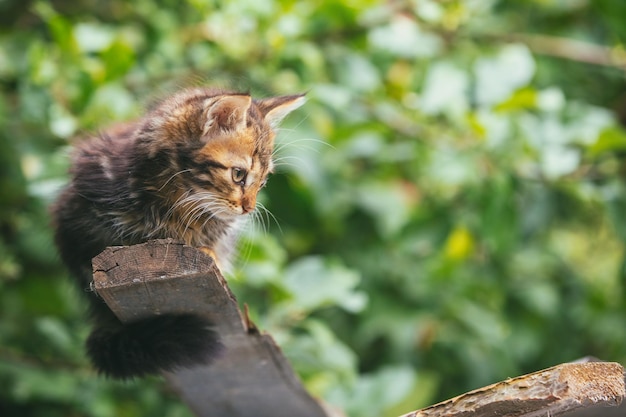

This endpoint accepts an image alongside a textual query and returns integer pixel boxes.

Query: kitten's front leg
[199,246,222,271]
[199,246,216,259]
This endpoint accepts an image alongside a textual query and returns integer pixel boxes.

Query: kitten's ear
[255,94,306,128]
[202,95,252,135]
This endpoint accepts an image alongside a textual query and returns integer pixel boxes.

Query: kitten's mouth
[213,205,250,220]
[233,207,255,218]
[182,187,253,221]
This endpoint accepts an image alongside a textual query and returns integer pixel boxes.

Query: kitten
[52,87,305,379]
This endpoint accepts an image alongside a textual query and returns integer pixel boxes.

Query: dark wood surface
[92,239,332,417]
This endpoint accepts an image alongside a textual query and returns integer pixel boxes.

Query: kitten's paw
[199,246,225,271]
[199,246,216,259]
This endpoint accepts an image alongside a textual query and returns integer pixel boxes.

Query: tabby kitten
[52,87,305,379]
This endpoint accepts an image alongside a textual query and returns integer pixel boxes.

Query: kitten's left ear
[255,94,306,128]
[203,94,252,135]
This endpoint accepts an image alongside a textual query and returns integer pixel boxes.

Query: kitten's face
[191,121,274,218]
[155,90,304,221]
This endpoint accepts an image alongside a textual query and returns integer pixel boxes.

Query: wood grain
[401,362,625,417]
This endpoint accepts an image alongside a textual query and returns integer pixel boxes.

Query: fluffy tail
[86,309,222,379]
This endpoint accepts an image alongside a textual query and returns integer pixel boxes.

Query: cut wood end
[558,362,625,405]
[90,239,332,417]
[91,238,217,290]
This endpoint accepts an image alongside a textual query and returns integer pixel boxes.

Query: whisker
[168,190,227,239]
[275,113,310,137]
[249,208,267,236]
[273,137,335,157]
[271,155,308,170]
[158,169,192,192]
[235,231,255,271]
[256,202,282,235]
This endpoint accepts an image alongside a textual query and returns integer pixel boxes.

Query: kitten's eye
[231,167,247,185]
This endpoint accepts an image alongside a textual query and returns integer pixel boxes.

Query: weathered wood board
[402,361,625,417]
[92,238,333,417]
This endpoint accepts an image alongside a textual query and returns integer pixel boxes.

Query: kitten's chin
[214,209,249,222]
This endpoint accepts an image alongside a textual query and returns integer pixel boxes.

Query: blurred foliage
[2,0,626,416]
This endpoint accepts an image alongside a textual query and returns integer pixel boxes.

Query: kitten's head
[146,89,305,221]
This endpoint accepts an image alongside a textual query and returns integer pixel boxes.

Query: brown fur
[51,87,304,378]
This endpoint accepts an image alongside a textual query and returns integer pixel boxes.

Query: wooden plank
[92,238,332,417]
[401,362,625,417]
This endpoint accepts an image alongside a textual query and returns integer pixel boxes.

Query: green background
[2,0,626,416]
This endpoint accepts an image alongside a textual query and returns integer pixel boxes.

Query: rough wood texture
[402,362,625,417]
[92,239,332,417]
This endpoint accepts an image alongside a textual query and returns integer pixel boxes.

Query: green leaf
[49,103,78,138]
[368,15,442,58]
[238,232,287,286]
[286,319,357,377]
[326,365,422,417]
[337,53,381,93]
[82,83,138,125]
[587,127,626,157]
[494,88,537,112]
[73,22,114,53]
[35,317,75,354]
[474,44,535,107]
[281,256,367,313]
[355,181,414,238]
[0,361,80,403]
[33,2,78,57]
[102,38,136,81]
[420,62,469,116]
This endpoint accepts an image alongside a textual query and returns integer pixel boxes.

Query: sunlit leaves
[326,365,423,417]
[3,0,626,416]
[443,226,474,261]
[81,83,138,125]
[282,256,367,314]
[368,15,442,58]
[474,44,536,107]
[589,127,626,157]
[420,62,469,117]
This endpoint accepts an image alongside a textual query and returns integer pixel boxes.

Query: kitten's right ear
[202,95,252,135]
[255,94,306,128]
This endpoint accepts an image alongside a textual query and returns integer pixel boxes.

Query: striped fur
[52,87,304,378]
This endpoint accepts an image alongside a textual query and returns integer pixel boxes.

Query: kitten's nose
[241,197,255,214]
